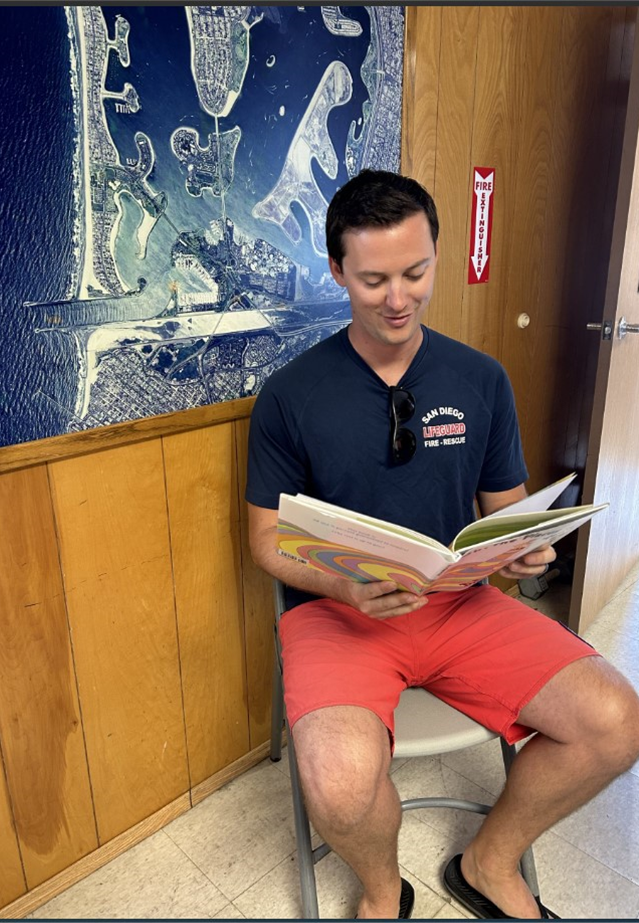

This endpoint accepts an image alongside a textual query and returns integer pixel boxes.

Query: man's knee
[567,659,639,768]
[594,670,639,766]
[292,707,391,834]
[299,752,387,834]
[523,657,639,762]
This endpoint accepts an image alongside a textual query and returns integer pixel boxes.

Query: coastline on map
[71,6,106,300]
[65,7,84,302]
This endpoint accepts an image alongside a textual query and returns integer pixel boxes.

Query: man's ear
[328,256,346,288]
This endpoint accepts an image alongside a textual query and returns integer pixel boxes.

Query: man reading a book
[245,170,639,920]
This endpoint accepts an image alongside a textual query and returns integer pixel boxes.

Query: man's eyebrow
[357,258,431,278]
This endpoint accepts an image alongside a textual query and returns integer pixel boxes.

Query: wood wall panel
[401,6,440,194]
[428,6,480,342]
[461,6,527,359]
[0,466,97,888]
[48,442,189,845]
[0,749,26,906]
[235,417,274,749]
[163,425,249,785]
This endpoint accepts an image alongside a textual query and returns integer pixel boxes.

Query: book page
[480,473,577,520]
[430,508,605,592]
[288,494,449,550]
[451,503,607,552]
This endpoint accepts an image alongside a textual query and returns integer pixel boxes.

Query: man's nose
[385,280,407,311]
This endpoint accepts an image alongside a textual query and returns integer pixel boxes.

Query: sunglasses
[389,386,416,465]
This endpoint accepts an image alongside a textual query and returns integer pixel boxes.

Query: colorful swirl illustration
[278,523,532,595]
[277,522,429,594]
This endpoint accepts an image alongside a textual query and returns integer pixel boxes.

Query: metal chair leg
[270,645,284,762]
[287,724,320,918]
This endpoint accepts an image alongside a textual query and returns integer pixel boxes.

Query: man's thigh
[410,585,600,744]
[518,656,637,744]
[279,598,410,745]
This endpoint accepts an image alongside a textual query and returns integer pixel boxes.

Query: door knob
[618,317,639,338]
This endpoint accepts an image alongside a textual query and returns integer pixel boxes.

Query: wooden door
[569,22,639,634]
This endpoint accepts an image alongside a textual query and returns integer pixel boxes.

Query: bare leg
[292,705,403,920]
[461,657,639,917]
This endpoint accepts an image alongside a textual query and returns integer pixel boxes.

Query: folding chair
[270,578,541,919]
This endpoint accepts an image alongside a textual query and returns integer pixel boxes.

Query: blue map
[3,6,403,443]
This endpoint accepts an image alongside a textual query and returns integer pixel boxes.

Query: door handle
[586,317,639,339]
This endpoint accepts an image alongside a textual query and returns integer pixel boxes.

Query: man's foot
[463,850,540,918]
[444,852,554,920]
[357,877,415,919]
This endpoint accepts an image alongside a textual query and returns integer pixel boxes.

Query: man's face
[328,211,438,351]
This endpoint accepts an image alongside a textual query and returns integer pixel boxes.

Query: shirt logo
[421,407,466,448]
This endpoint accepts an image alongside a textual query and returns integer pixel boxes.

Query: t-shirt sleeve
[476,367,528,492]
[245,381,309,509]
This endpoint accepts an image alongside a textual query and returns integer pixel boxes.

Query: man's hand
[337,579,427,619]
[497,543,556,581]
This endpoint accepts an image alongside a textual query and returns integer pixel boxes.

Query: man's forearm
[250,523,350,602]
[247,502,426,618]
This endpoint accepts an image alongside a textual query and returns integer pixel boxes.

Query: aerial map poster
[0,5,404,449]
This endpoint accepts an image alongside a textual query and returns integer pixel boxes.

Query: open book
[276,474,608,594]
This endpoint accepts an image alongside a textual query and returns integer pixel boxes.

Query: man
[246,170,639,920]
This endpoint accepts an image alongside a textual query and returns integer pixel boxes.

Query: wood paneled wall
[0,6,634,916]
[0,404,272,915]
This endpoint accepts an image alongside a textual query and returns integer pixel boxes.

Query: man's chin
[379,322,422,346]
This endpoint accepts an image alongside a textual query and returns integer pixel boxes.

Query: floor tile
[551,769,639,885]
[29,830,228,919]
[164,758,297,901]
[532,826,639,920]
[233,848,358,919]
[438,738,511,800]
[396,811,467,904]
[517,579,572,622]
[392,755,495,846]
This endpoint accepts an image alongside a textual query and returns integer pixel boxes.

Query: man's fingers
[345,580,427,618]
[365,589,426,618]
[362,580,401,598]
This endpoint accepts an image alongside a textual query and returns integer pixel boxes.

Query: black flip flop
[399,877,415,919]
[444,854,560,920]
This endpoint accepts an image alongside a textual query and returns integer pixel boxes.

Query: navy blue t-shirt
[246,325,528,609]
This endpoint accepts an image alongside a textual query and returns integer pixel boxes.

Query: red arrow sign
[468,167,495,284]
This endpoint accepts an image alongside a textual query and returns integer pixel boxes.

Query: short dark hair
[326,169,439,267]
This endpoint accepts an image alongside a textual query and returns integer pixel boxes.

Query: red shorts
[279,585,599,746]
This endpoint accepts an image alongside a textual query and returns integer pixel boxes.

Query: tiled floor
[31,567,639,920]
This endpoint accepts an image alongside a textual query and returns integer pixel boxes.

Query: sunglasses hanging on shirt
[389,386,417,465]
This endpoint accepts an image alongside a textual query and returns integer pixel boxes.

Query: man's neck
[347,326,424,387]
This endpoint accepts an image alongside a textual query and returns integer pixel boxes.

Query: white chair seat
[393,687,497,758]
